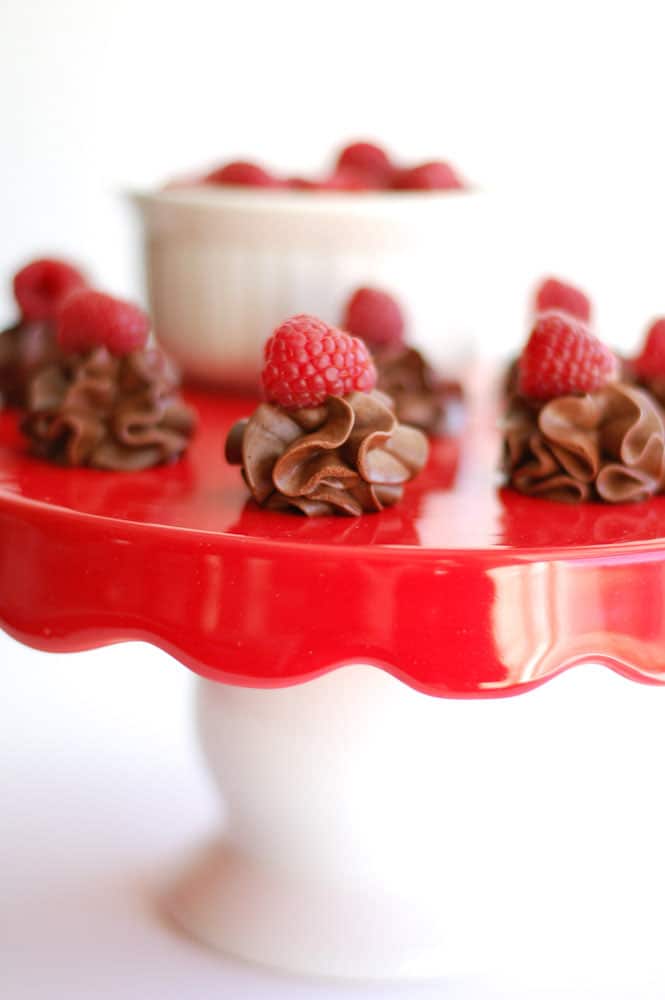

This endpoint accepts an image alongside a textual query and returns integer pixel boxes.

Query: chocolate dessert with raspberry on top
[22,288,196,470]
[503,311,665,503]
[226,314,428,516]
[0,258,88,407]
[341,286,461,436]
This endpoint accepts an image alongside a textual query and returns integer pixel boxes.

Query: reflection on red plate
[2,385,665,696]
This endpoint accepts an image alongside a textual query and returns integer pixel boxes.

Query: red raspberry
[392,161,464,191]
[634,318,665,378]
[534,277,592,323]
[13,258,88,322]
[342,287,405,349]
[518,312,616,401]
[57,289,151,357]
[285,167,385,191]
[204,161,278,187]
[336,141,393,182]
[287,171,377,192]
[323,167,376,191]
[262,314,377,409]
[286,176,321,191]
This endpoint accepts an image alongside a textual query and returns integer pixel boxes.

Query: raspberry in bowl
[133,141,484,391]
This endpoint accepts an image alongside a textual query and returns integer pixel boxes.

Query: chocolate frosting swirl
[226,390,429,516]
[635,373,665,409]
[503,383,665,502]
[502,355,520,401]
[613,355,665,410]
[374,346,457,435]
[0,320,61,407]
[22,346,196,470]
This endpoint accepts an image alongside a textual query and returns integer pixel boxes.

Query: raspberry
[392,161,464,191]
[336,141,393,181]
[634,318,665,378]
[262,314,377,409]
[534,277,592,323]
[57,289,151,357]
[204,161,278,187]
[323,167,375,191]
[13,258,88,322]
[342,287,405,349]
[518,312,616,401]
[287,170,379,192]
[286,176,321,191]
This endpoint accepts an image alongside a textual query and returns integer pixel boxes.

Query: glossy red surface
[2,375,665,696]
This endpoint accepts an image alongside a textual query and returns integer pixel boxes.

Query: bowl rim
[130,184,483,219]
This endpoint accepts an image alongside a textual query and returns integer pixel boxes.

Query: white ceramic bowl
[133,187,488,391]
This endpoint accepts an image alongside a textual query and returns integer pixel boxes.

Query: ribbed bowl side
[135,190,489,390]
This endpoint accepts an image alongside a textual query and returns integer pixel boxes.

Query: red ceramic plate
[2,381,665,696]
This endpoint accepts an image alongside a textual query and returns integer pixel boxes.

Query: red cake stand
[3,376,665,981]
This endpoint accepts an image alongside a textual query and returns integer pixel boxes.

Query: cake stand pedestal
[2,386,665,981]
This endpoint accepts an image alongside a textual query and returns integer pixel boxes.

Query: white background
[1,0,665,356]
[2,2,665,996]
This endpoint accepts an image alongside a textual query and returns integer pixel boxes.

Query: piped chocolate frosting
[374,346,457,435]
[502,355,520,401]
[22,345,196,470]
[0,320,61,407]
[613,352,665,409]
[503,383,665,502]
[226,390,429,516]
[634,373,665,409]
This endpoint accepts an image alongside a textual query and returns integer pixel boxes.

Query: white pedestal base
[167,665,665,982]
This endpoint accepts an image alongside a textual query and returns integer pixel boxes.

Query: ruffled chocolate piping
[0,320,61,408]
[618,354,665,413]
[226,390,429,516]
[23,346,196,470]
[501,355,520,402]
[503,383,665,503]
[374,346,455,435]
[636,373,665,409]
